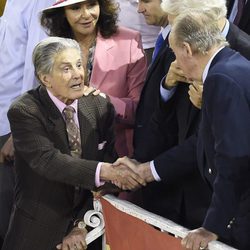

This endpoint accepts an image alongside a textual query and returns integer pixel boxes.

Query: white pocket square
[98,141,107,150]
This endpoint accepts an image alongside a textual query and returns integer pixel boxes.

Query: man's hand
[188,81,203,109]
[164,60,187,89]
[181,227,218,250]
[56,227,87,250]
[114,157,155,183]
[0,135,14,164]
[83,86,103,97]
[100,161,146,191]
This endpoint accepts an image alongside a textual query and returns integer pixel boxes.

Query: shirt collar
[161,25,171,40]
[202,47,225,83]
[202,20,229,82]
[221,19,230,38]
[47,89,78,115]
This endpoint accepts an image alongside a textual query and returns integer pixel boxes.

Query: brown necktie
[63,106,82,158]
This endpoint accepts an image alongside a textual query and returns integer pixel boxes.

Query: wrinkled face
[137,0,168,27]
[64,0,100,38]
[169,32,198,81]
[41,48,85,105]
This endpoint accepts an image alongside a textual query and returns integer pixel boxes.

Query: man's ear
[183,42,193,57]
[39,74,52,88]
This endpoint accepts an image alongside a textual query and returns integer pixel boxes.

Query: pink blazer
[90,26,147,157]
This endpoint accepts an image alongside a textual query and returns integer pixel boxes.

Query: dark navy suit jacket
[227,0,250,35]
[198,47,250,247]
[140,22,250,229]
[154,47,250,249]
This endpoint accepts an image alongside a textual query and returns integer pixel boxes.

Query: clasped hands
[112,156,155,190]
[101,157,154,191]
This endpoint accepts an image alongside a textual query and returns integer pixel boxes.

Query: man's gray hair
[161,0,227,20]
[171,11,228,54]
[32,37,82,82]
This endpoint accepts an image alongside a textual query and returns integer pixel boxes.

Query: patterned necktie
[63,106,82,158]
[152,33,164,62]
[234,0,246,25]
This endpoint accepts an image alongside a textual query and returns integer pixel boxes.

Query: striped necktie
[63,106,82,158]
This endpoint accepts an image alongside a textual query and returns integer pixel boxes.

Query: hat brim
[42,0,87,13]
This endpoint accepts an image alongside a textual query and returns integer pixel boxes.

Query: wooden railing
[84,194,237,250]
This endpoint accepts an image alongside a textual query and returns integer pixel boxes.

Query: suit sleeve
[108,32,147,126]
[8,103,98,191]
[153,134,198,183]
[202,74,250,239]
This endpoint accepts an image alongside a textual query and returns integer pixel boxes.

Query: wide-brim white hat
[42,0,87,12]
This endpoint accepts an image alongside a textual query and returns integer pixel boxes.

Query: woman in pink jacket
[41,0,147,157]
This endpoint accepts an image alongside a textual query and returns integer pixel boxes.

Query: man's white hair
[171,11,228,55]
[161,0,227,20]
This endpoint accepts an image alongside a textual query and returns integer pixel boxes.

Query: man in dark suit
[227,0,250,35]
[133,0,250,229]
[133,0,193,226]
[2,37,145,250]
[120,10,250,250]
[133,0,186,226]
[134,0,176,162]
[170,11,250,250]
[132,0,211,229]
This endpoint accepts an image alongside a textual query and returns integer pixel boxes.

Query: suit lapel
[226,22,238,48]
[240,0,250,27]
[77,96,98,158]
[226,0,234,17]
[38,86,75,203]
[90,33,115,88]
[146,38,169,80]
[38,86,70,154]
[176,84,199,142]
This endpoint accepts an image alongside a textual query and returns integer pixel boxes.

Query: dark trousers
[0,134,15,248]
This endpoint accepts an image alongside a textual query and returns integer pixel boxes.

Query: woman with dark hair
[41,0,147,157]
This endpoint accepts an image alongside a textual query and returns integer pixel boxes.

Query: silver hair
[161,0,227,20]
[32,37,82,82]
[171,11,228,54]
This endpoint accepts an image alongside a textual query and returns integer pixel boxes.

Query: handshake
[100,157,155,191]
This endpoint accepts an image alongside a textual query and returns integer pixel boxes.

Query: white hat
[43,0,87,12]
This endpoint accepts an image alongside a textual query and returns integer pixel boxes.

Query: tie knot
[63,106,75,120]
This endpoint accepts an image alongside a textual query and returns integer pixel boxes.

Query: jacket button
[208,168,212,174]
[227,224,231,229]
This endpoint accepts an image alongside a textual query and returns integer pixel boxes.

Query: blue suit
[198,47,250,248]
[153,47,250,249]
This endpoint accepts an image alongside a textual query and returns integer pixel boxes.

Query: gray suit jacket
[3,86,116,250]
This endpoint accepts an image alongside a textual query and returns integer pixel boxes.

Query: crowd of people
[0,0,249,249]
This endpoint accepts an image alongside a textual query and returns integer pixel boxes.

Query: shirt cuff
[150,161,161,182]
[160,76,176,102]
[95,162,105,187]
